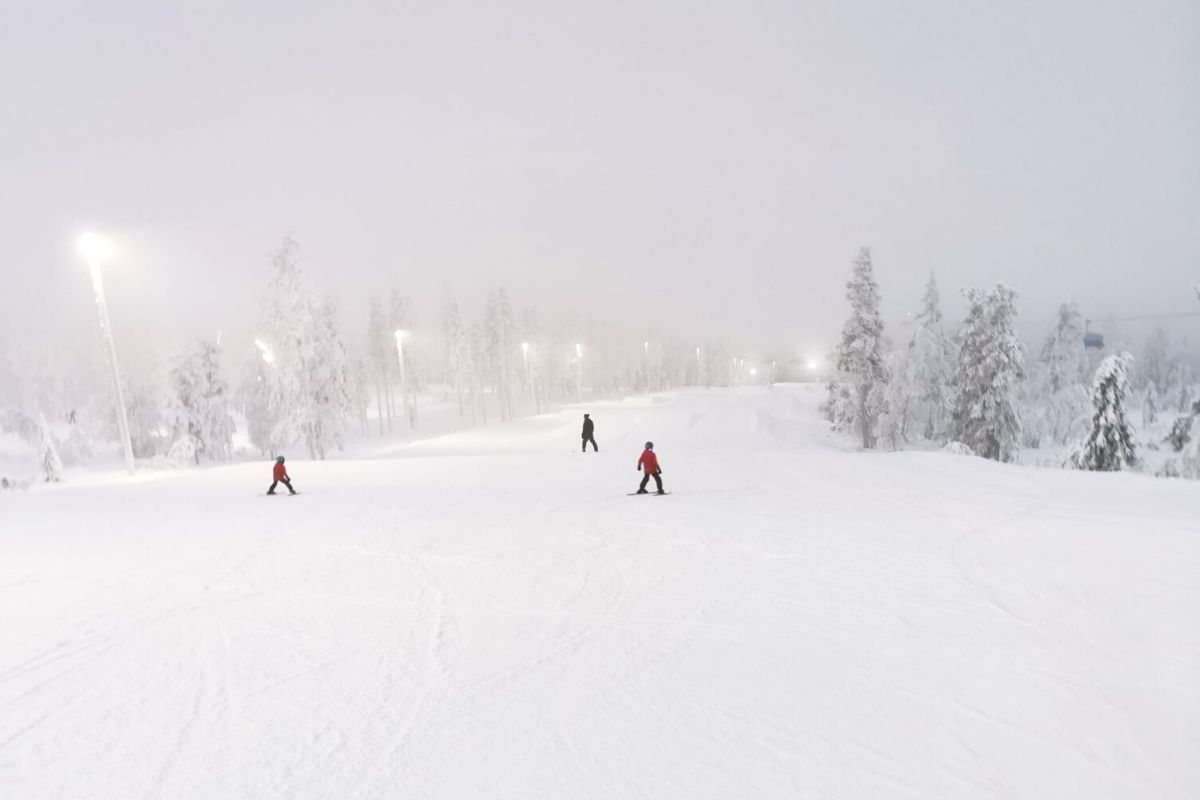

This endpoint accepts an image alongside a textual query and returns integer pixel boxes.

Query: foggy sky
[2,0,1198,362]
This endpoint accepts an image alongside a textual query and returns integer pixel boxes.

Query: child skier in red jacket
[267,455,297,495]
[636,442,665,495]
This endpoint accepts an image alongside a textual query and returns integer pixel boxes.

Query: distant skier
[582,413,598,453]
[267,455,297,495]
[636,441,665,494]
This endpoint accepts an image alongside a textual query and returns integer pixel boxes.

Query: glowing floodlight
[78,232,114,265]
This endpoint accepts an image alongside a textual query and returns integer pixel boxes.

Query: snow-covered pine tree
[1181,407,1200,479]
[366,294,390,434]
[905,272,954,442]
[485,288,516,421]
[1142,384,1159,426]
[1164,362,1192,413]
[950,285,1026,462]
[167,339,235,464]
[37,412,63,482]
[123,367,170,458]
[661,339,687,390]
[350,351,372,436]
[469,322,488,425]
[194,340,236,461]
[831,246,887,448]
[1071,352,1136,471]
[876,350,908,451]
[703,342,733,388]
[259,234,317,456]
[1164,414,1192,452]
[820,379,856,432]
[307,295,353,459]
[1038,301,1091,445]
[166,346,202,462]
[442,292,469,416]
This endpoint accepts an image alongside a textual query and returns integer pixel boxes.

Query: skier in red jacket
[636,441,665,495]
[267,455,297,495]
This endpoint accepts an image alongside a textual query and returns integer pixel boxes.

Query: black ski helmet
[276,455,285,464]
[645,441,653,450]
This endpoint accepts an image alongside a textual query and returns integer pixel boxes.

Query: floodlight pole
[85,245,135,475]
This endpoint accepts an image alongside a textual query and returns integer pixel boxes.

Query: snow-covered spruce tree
[166,348,201,461]
[258,234,318,457]
[442,291,469,416]
[485,288,516,421]
[1181,419,1200,479]
[469,322,488,425]
[1164,362,1192,413]
[703,342,733,388]
[831,246,887,448]
[124,369,170,458]
[820,379,856,432]
[1037,302,1091,445]
[1164,414,1192,452]
[1142,383,1159,426]
[366,294,391,434]
[1071,352,1136,471]
[167,339,235,464]
[904,272,954,442]
[876,350,908,451]
[661,339,688,390]
[350,351,372,436]
[950,285,1025,462]
[306,295,353,459]
[37,412,63,482]
[1,408,39,447]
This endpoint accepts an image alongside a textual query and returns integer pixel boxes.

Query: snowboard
[626,491,670,496]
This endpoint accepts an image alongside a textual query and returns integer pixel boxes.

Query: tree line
[823,246,1200,477]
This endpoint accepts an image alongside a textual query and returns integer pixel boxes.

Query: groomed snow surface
[2,385,1197,799]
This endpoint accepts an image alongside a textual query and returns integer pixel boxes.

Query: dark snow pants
[638,472,663,493]
[582,435,598,452]
[268,479,296,495]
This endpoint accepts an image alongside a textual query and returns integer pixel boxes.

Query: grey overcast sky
[1,0,1198,359]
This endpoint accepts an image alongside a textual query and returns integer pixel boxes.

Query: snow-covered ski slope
[2,385,1198,799]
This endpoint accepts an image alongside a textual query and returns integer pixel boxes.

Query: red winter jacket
[273,462,288,481]
[637,449,660,474]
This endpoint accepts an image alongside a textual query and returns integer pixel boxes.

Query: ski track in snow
[1,386,1199,799]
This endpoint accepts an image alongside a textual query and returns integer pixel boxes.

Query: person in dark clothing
[267,455,297,495]
[582,413,598,452]
[636,441,664,494]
